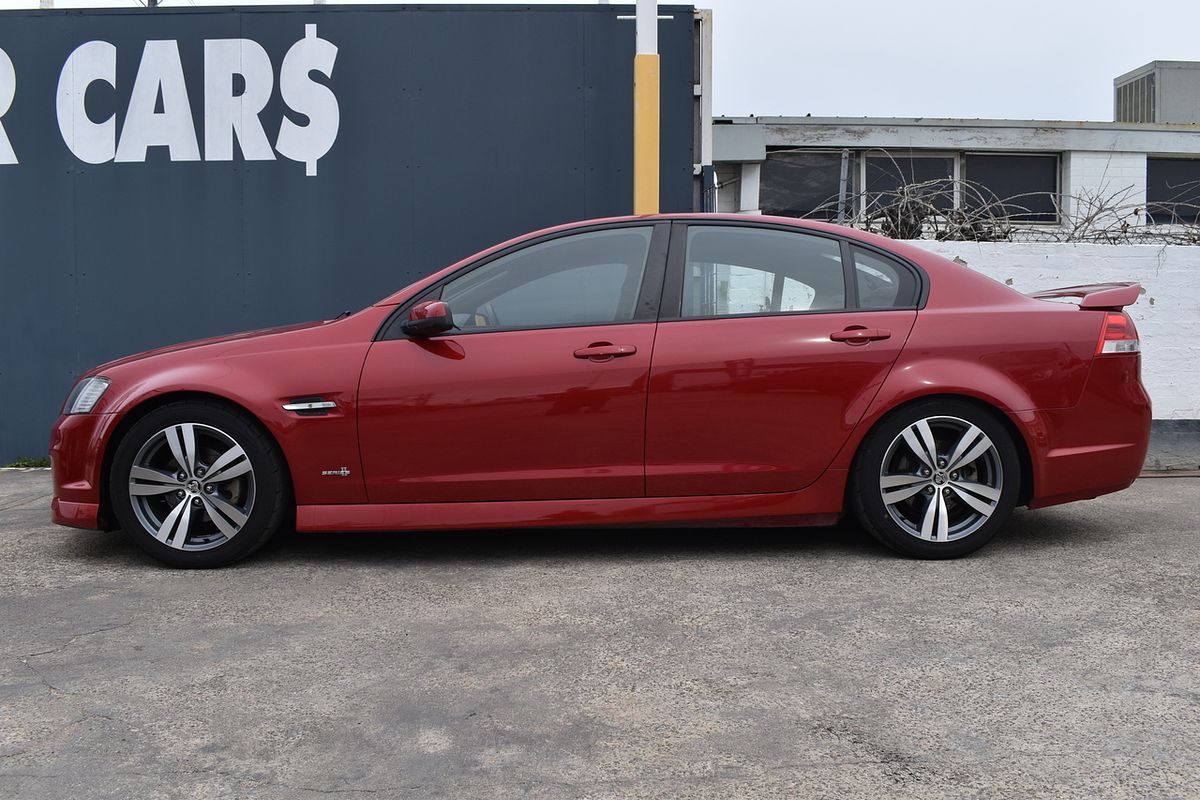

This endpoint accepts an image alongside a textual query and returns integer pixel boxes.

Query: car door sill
[296,470,847,532]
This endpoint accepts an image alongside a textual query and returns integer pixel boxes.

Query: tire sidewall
[109,401,287,568]
[852,399,1022,558]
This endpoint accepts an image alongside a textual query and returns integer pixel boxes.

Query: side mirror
[401,300,454,338]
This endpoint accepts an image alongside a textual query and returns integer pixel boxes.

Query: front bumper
[49,412,119,530]
[50,497,102,529]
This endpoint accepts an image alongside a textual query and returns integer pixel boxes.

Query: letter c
[57,41,117,164]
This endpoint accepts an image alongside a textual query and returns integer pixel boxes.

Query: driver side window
[439,227,653,332]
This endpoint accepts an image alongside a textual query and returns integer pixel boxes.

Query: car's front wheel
[109,399,289,568]
[850,399,1021,558]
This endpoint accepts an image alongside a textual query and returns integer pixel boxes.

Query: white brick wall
[1062,151,1147,222]
[908,241,1200,420]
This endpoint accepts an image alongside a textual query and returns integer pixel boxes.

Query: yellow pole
[633,0,659,215]
[633,54,660,215]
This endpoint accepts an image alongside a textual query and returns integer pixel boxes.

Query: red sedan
[49,215,1150,567]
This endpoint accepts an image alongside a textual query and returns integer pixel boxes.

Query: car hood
[87,320,328,375]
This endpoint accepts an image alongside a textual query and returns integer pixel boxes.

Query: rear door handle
[830,328,891,344]
[574,342,638,360]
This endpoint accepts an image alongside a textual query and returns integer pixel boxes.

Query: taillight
[1096,311,1140,355]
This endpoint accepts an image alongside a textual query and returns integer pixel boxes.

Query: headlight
[63,377,111,414]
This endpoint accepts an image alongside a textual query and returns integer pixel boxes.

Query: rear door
[358,223,668,503]
[644,222,919,496]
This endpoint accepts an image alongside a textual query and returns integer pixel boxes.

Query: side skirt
[297,469,848,532]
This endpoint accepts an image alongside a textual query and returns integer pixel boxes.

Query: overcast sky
[3,0,1199,121]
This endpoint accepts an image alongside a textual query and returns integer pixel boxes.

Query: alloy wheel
[127,423,256,551]
[878,415,1004,543]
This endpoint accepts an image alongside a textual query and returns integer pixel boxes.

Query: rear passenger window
[682,226,845,318]
[853,247,918,309]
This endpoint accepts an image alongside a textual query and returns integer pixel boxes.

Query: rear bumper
[1015,356,1151,509]
[49,412,118,530]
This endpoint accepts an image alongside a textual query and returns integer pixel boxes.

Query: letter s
[276,24,339,177]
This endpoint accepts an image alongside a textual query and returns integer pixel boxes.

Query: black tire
[108,399,290,568]
[849,398,1021,559]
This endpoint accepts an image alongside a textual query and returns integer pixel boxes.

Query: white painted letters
[0,48,16,165]
[56,41,118,165]
[276,25,339,177]
[204,38,275,162]
[115,40,201,163]
[24,26,341,174]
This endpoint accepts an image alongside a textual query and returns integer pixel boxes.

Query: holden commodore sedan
[50,215,1150,567]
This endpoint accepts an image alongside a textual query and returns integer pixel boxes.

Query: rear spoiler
[1027,282,1142,310]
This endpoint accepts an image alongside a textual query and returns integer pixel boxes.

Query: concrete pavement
[1,471,1197,799]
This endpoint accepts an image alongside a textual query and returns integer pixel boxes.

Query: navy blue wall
[0,4,696,461]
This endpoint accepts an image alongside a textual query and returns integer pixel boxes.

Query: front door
[358,224,667,503]
[644,223,919,496]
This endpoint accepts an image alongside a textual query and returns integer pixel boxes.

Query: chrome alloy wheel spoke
[918,488,951,542]
[129,466,185,496]
[204,444,251,484]
[949,481,1001,516]
[900,420,939,470]
[880,473,929,505]
[165,423,198,477]
[155,495,193,547]
[201,492,248,540]
[947,425,995,473]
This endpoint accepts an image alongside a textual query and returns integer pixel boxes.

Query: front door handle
[574,342,638,361]
[830,327,891,344]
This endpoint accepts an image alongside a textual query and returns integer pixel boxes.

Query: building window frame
[961,151,1063,225]
[1146,155,1200,225]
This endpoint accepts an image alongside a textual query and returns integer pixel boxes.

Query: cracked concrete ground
[1,471,1197,799]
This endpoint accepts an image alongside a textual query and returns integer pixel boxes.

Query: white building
[713,62,1200,232]
[714,115,1200,228]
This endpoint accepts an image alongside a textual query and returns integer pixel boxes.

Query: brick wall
[1063,151,1148,222]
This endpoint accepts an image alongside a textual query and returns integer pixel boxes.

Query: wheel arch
[845,393,1035,507]
[98,390,293,530]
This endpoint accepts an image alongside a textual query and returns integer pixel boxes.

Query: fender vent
[282,397,337,416]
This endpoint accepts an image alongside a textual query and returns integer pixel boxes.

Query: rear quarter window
[853,247,919,309]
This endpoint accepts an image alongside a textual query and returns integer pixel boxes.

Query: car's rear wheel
[850,399,1021,558]
[109,400,289,568]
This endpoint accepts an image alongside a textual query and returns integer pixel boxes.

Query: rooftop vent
[1114,61,1200,124]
